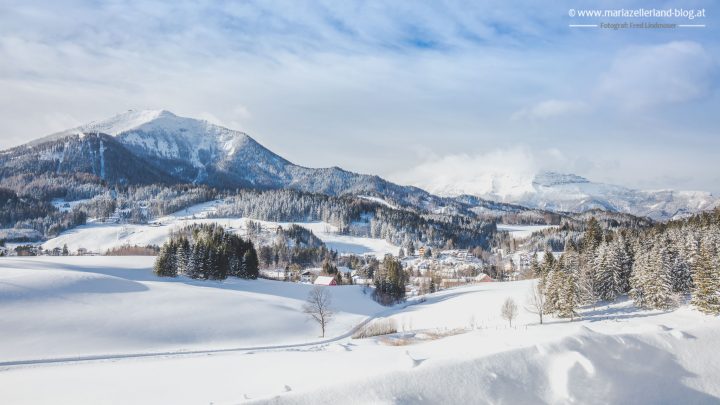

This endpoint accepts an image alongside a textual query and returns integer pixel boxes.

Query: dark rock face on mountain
[0,132,176,185]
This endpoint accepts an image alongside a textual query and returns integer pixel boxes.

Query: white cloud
[511,99,587,121]
[597,41,715,110]
[389,147,570,198]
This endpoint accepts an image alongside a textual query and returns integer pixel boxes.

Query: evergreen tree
[558,271,579,320]
[629,246,649,307]
[631,243,675,310]
[406,241,415,256]
[243,247,259,279]
[530,253,542,280]
[691,245,720,314]
[322,259,337,275]
[542,251,556,275]
[373,255,407,305]
[582,217,602,253]
[175,237,190,276]
[615,235,633,294]
[187,242,202,278]
[543,269,562,314]
[577,256,599,306]
[595,242,621,301]
[154,244,177,277]
[670,247,693,294]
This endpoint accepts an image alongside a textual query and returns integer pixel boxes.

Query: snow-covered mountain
[7,110,716,221]
[440,171,718,221]
[14,110,397,194]
[8,110,511,215]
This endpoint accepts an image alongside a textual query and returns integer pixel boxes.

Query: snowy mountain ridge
[8,110,718,221]
[37,110,258,171]
[9,110,464,211]
[532,171,590,187]
[420,169,718,221]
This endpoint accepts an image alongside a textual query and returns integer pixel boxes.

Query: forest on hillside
[538,209,720,316]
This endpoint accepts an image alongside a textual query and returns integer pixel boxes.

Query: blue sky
[0,0,718,192]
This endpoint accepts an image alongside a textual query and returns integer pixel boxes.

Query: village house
[300,270,314,283]
[473,273,494,283]
[352,275,373,285]
[313,276,337,286]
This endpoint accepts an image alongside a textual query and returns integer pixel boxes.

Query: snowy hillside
[435,171,719,221]
[1,260,718,404]
[20,110,424,198]
[41,200,399,258]
[497,223,556,239]
[0,256,383,362]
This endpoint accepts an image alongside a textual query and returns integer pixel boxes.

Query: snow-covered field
[41,200,398,258]
[1,256,719,404]
[0,257,382,363]
[497,223,556,239]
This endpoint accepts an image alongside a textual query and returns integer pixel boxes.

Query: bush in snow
[352,318,398,339]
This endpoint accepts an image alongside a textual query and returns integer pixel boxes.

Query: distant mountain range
[2,110,717,221]
[411,169,718,221]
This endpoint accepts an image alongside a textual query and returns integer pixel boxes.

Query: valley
[1,110,719,405]
[2,2,719,403]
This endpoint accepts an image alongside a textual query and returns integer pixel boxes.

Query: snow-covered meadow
[497,223,556,239]
[0,256,381,362]
[1,256,719,404]
[41,200,399,258]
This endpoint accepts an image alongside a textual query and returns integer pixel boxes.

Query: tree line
[537,210,720,318]
[154,223,259,280]
[214,189,495,250]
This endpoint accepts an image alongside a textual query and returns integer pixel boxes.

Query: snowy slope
[41,219,398,258]
[41,201,399,258]
[497,224,556,239]
[0,268,718,404]
[0,256,383,362]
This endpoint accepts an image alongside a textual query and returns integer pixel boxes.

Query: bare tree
[303,286,334,337]
[501,297,519,327]
[525,281,546,325]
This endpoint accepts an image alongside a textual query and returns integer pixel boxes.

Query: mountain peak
[532,171,590,187]
[34,109,252,147]
[78,109,175,136]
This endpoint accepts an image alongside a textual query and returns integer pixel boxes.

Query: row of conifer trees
[536,209,720,317]
[154,223,259,280]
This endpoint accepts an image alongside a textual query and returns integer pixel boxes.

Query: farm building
[313,276,337,286]
[474,273,493,282]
